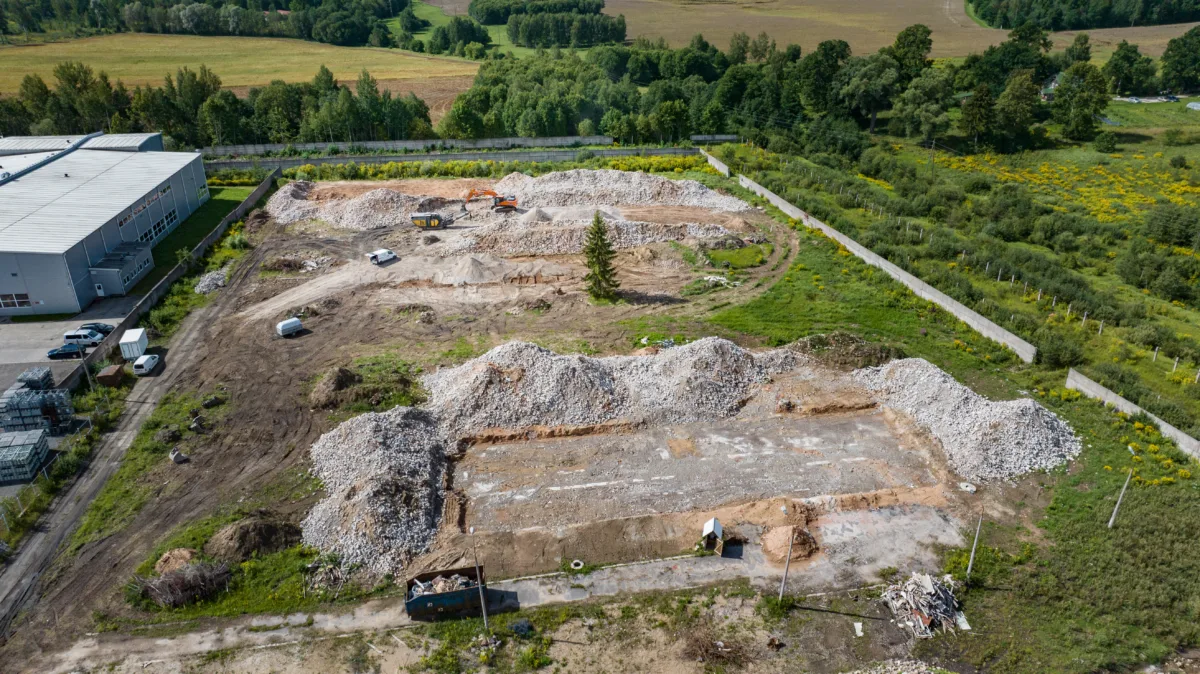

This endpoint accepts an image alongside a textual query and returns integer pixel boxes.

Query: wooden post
[1108,470,1133,529]
[1099,320,1104,335]
[779,526,795,601]
[1173,357,1179,373]
[1154,346,1159,362]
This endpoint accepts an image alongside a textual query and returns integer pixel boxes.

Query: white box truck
[119,328,148,361]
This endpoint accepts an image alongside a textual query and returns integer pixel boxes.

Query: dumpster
[405,566,486,620]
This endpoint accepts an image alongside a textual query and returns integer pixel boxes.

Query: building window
[158,185,172,197]
[165,209,178,227]
[197,184,209,200]
[118,212,132,227]
[138,218,166,242]
[132,203,146,216]
[0,293,31,308]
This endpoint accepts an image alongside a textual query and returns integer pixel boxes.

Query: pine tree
[583,211,619,301]
[959,84,995,150]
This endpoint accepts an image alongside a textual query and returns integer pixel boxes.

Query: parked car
[78,322,115,335]
[47,344,87,360]
[62,329,105,346]
[367,249,397,265]
[132,354,160,376]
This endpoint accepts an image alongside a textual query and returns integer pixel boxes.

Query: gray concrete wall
[698,148,730,177]
[0,252,81,316]
[204,135,615,157]
[736,175,1038,363]
[205,147,700,171]
[1065,369,1200,458]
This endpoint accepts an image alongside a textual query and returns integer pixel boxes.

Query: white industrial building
[0,133,209,316]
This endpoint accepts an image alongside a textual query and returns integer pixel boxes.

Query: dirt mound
[761,526,818,563]
[204,516,301,562]
[423,338,798,439]
[265,181,420,230]
[301,407,446,574]
[789,332,904,370]
[154,548,198,575]
[264,181,319,224]
[309,366,363,408]
[495,169,749,211]
[855,359,1082,481]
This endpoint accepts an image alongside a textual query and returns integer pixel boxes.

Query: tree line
[506,11,624,48]
[969,0,1200,31]
[468,0,603,24]
[0,0,401,48]
[0,62,433,147]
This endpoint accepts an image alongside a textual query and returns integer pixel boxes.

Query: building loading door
[95,283,106,298]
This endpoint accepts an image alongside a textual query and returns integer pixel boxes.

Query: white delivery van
[63,329,105,347]
[132,354,160,376]
[367,249,397,265]
[119,328,148,360]
[276,317,303,337]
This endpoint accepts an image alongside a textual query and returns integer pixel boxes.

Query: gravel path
[855,359,1081,481]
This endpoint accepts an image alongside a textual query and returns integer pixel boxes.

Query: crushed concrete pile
[423,337,797,438]
[266,181,433,231]
[457,215,731,256]
[301,407,446,575]
[193,267,228,294]
[496,169,749,211]
[838,662,945,674]
[855,359,1081,481]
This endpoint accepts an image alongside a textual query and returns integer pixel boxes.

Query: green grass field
[388,1,578,58]
[0,33,478,93]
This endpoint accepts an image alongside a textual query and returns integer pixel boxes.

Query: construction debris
[133,562,231,608]
[423,337,798,439]
[301,407,446,575]
[265,182,445,231]
[881,573,963,639]
[855,359,1081,481]
[838,661,946,674]
[193,267,228,294]
[495,170,750,211]
[407,573,477,600]
[453,214,732,256]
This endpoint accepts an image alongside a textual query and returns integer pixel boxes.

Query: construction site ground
[0,172,1043,673]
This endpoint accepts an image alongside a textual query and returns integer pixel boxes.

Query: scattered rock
[193,268,228,295]
[202,395,224,409]
[154,548,198,575]
[495,169,750,211]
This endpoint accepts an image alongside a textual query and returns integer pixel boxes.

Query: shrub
[1170,154,1189,169]
[1093,131,1118,153]
[1035,328,1086,368]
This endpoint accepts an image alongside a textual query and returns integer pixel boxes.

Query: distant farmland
[427,0,1197,57]
[0,34,479,113]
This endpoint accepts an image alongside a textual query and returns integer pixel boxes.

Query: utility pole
[966,514,983,582]
[1108,470,1133,529]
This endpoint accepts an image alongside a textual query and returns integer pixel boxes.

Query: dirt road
[0,286,232,641]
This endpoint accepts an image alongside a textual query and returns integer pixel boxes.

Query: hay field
[0,33,478,93]
[428,0,1198,57]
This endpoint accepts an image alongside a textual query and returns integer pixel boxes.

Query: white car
[367,249,397,265]
[132,354,160,376]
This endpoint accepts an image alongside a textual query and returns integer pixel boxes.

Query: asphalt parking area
[0,296,137,386]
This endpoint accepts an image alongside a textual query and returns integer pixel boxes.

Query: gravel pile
[265,181,426,231]
[838,661,944,674]
[457,216,731,256]
[193,268,227,294]
[855,359,1081,481]
[495,169,749,211]
[301,407,446,575]
[423,337,797,438]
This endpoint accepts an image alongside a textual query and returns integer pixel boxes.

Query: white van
[276,317,303,337]
[367,249,397,265]
[132,354,160,376]
[63,329,105,347]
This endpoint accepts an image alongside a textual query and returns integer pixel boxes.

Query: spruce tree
[583,211,619,301]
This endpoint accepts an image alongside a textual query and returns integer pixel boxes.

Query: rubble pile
[193,268,228,294]
[301,407,446,575]
[881,573,964,639]
[423,337,797,438]
[839,661,946,674]
[265,181,427,230]
[408,573,478,600]
[855,359,1081,481]
[456,214,731,256]
[495,170,749,211]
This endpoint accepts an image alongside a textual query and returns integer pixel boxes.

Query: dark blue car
[47,344,87,360]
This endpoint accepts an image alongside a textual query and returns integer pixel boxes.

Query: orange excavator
[462,188,518,213]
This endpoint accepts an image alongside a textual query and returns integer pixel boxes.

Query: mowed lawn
[0,33,478,93]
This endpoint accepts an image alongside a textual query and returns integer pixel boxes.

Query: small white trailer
[119,328,148,360]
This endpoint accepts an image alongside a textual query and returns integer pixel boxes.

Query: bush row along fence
[205,147,700,171]
[203,135,615,157]
[58,169,281,392]
[729,168,1038,363]
[1066,369,1200,458]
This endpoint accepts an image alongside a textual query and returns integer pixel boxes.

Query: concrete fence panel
[204,136,614,157]
[205,147,698,172]
[698,148,730,177]
[736,175,1038,363]
[1065,369,1200,458]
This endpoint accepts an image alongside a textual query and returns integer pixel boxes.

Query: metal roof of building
[0,133,161,155]
[0,149,200,255]
[0,152,57,176]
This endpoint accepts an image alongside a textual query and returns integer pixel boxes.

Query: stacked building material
[881,573,963,639]
[16,367,54,391]
[0,387,74,434]
[0,429,50,482]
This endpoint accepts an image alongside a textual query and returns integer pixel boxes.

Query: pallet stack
[0,369,74,435]
[0,429,50,482]
[16,367,54,391]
